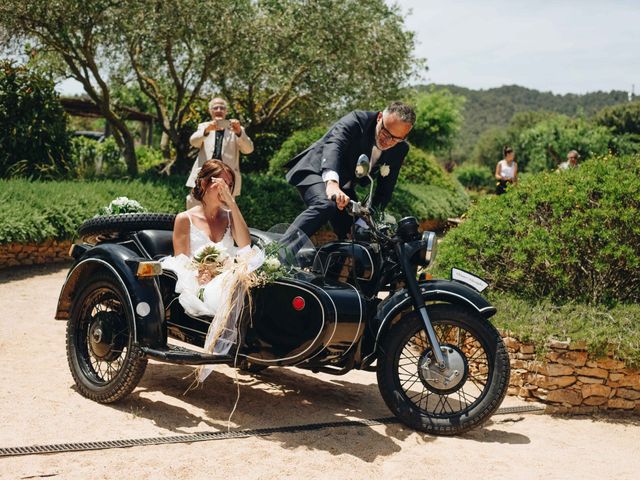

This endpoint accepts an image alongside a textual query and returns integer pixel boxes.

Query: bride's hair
[192,160,236,201]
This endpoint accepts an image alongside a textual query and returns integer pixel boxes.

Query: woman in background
[495,146,518,195]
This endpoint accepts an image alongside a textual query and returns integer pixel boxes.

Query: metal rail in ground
[0,405,544,458]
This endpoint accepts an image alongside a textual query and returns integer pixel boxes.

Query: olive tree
[214,0,419,136]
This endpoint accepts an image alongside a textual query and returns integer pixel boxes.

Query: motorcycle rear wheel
[377,304,510,435]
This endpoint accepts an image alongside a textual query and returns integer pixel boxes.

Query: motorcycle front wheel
[377,304,510,435]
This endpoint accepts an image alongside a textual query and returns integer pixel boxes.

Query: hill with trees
[415,84,633,163]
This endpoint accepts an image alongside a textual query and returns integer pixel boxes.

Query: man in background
[187,97,253,207]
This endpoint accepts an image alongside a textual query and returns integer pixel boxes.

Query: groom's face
[375,112,412,150]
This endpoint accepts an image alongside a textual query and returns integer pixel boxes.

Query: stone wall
[504,334,640,414]
[0,240,72,270]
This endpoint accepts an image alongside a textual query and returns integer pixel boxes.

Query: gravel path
[1,263,638,480]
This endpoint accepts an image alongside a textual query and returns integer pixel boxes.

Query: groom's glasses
[379,117,408,143]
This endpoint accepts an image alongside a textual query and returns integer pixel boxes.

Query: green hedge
[268,126,326,174]
[453,163,495,191]
[0,178,184,243]
[433,154,640,305]
[389,183,469,222]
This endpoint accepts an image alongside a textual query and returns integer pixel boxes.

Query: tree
[116,0,250,173]
[0,61,70,178]
[0,0,141,174]
[408,87,465,153]
[213,0,419,137]
[595,101,640,135]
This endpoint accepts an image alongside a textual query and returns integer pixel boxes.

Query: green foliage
[243,132,282,173]
[134,145,165,173]
[218,0,419,135]
[416,84,630,163]
[516,115,613,172]
[453,163,494,191]
[69,137,126,178]
[408,88,464,152]
[433,154,640,306]
[0,61,71,179]
[389,183,469,222]
[470,127,511,169]
[268,126,326,174]
[489,293,640,368]
[401,145,464,192]
[595,100,640,135]
[0,178,183,244]
[234,174,304,230]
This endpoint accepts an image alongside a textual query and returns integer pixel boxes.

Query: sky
[392,0,640,95]
[57,0,640,97]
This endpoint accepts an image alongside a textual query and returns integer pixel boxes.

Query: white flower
[379,164,391,178]
[355,165,365,176]
[264,256,281,271]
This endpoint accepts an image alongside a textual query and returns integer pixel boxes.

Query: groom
[285,101,416,240]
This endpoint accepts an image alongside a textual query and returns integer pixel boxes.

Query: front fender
[362,279,496,366]
[55,243,165,348]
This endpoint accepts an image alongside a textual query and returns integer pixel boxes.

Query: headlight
[420,231,437,265]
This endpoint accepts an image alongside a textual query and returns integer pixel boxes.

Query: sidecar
[55,213,368,403]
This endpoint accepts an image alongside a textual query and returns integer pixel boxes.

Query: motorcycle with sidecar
[55,156,510,436]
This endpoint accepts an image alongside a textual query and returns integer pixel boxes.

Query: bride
[162,160,263,381]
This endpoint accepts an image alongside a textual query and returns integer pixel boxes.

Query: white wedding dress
[161,213,263,382]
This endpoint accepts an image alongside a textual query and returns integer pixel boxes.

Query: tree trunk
[160,132,171,159]
[121,132,138,176]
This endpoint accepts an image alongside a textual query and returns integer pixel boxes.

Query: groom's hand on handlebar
[326,181,350,210]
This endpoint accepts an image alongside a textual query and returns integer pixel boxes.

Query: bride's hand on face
[207,177,234,208]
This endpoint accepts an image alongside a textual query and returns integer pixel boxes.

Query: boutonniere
[379,164,391,178]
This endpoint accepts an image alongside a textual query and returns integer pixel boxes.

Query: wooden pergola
[60,97,155,146]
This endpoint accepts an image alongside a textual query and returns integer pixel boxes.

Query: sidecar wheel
[377,304,510,435]
[66,273,147,403]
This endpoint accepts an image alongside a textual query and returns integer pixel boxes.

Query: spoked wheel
[66,273,147,403]
[377,304,510,435]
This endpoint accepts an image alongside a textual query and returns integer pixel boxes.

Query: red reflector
[292,296,305,311]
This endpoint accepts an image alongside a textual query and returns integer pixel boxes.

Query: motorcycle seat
[136,230,174,259]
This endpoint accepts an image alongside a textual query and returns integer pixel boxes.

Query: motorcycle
[55,156,510,436]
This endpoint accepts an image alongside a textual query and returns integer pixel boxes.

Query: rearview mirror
[355,154,370,178]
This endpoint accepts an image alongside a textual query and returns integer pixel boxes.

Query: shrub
[401,144,463,192]
[235,174,305,230]
[433,154,640,305]
[268,126,326,174]
[389,183,469,222]
[69,137,126,178]
[135,145,165,173]
[0,61,71,179]
[453,163,494,190]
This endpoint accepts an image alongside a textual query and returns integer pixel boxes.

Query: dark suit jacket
[285,110,409,211]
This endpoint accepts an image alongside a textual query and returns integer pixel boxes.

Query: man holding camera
[187,97,254,207]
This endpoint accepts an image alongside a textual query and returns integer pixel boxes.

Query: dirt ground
[1,263,639,480]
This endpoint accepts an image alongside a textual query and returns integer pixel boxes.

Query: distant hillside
[416,84,632,162]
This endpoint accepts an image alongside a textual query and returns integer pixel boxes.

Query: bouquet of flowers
[98,196,146,216]
[253,242,291,287]
[192,244,229,298]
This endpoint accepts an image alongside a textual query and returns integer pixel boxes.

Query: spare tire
[78,213,176,244]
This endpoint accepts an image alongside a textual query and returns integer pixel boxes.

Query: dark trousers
[286,182,355,241]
